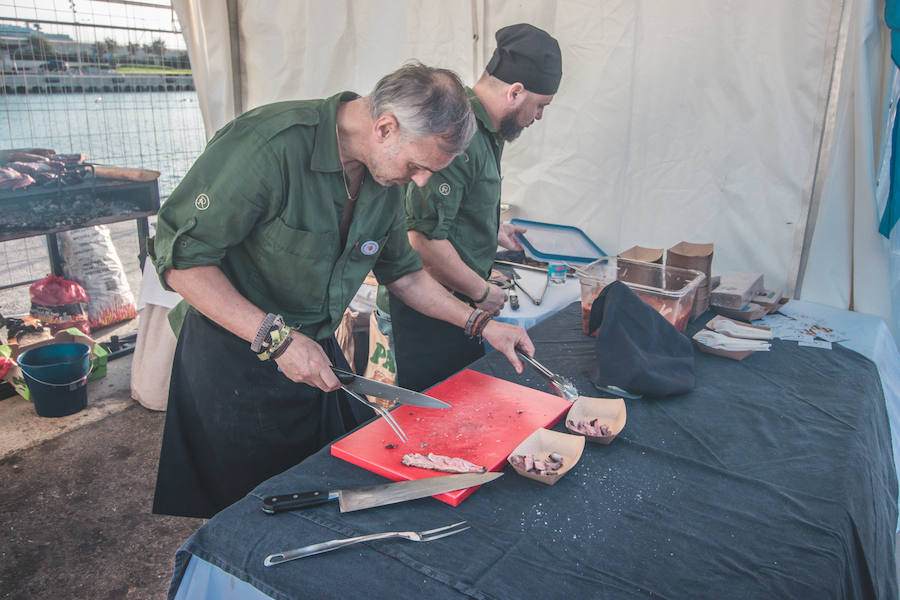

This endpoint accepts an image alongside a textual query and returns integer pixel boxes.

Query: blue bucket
[17,342,91,418]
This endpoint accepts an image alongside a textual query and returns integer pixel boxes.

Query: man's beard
[498,110,525,142]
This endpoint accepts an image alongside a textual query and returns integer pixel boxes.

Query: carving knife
[331,368,451,409]
[261,472,502,514]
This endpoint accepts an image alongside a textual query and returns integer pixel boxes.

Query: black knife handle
[331,368,355,385]
[261,490,335,514]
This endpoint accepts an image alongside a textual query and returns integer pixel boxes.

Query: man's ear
[373,114,399,142]
[506,82,526,108]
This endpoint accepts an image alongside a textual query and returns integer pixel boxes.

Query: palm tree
[125,42,139,66]
[150,39,166,58]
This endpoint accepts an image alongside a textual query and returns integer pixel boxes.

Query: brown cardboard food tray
[565,395,627,444]
[692,338,756,361]
[666,242,714,272]
[507,428,584,486]
[692,317,771,361]
[618,245,664,264]
[666,242,714,319]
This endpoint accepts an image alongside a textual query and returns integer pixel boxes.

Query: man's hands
[484,222,526,314]
[476,283,508,315]
[274,332,341,391]
[498,223,526,251]
[481,320,535,373]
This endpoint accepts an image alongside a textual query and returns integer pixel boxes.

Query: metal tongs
[341,386,407,443]
[517,352,579,402]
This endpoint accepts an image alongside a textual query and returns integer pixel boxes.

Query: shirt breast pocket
[254,218,337,312]
[345,234,388,277]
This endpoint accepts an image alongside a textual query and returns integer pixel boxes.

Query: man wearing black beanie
[382,23,563,391]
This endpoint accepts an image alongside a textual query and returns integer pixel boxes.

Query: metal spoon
[516,352,579,402]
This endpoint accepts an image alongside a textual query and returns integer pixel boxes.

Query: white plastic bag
[59,225,137,329]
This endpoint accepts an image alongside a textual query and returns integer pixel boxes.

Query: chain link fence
[0,0,206,314]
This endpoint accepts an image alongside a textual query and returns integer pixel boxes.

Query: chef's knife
[331,368,451,409]
[261,472,502,514]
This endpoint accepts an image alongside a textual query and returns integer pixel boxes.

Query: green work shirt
[376,89,503,313]
[406,89,504,279]
[149,91,423,341]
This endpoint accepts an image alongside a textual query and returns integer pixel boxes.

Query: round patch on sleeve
[360,240,380,255]
[438,183,451,196]
[195,193,210,210]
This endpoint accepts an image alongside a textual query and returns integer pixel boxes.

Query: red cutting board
[331,369,572,506]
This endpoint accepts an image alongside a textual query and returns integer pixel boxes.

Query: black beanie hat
[485,23,562,95]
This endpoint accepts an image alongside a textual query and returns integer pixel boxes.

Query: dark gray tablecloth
[168,304,898,599]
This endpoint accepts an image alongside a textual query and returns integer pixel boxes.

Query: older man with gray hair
[385,25,562,392]
[149,61,535,519]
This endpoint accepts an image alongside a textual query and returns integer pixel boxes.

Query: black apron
[389,293,484,392]
[152,310,369,519]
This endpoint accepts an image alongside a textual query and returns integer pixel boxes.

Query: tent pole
[471,0,486,83]
[794,0,851,298]
[226,0,243,117]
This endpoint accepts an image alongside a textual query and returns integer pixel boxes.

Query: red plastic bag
[0,355,13,378]
[29,274,91,335]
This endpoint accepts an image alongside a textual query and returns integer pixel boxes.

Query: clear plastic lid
[511,219,606,264]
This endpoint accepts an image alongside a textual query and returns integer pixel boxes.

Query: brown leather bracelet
[464,308,484,337]
[269,330,294,360]
[473,280,491,303]
[472,312,493,341]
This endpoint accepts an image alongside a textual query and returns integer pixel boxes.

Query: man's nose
[410,170,433,187]
[535,108,544,121]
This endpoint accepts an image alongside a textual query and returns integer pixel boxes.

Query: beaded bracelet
[250,313,281,353]
[464,308,485,338]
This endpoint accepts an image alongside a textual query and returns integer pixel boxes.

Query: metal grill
[0,0,206,311]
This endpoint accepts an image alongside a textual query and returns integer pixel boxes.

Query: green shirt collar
[310,91,360,173]
[468,88,497,135]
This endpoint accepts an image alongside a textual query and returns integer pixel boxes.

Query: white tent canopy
[172,0,900,340]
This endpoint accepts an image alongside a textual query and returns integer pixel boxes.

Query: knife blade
[331,368,451,409]
[261,472,502,514]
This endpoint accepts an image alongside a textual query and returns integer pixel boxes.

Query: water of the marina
[0,90,208,311]
[0,90,207,198]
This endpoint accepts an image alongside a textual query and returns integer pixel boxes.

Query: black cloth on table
[167,302,898,600]
[588,280,695,397]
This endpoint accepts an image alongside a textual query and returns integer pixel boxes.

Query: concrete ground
[0,221,203,599]
[0,355,204,599]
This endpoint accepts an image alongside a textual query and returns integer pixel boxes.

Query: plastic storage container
[578,257,705,334]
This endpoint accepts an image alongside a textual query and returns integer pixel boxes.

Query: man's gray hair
[370,61,476,155]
